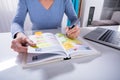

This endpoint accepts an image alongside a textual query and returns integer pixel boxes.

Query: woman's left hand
[65,25,80,39]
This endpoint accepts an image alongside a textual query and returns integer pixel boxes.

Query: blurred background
[0,0,120,32]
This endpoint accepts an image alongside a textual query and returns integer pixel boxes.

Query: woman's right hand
[11,32,36,53]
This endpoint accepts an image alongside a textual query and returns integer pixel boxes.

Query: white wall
[0,0,32,32]
[0,0,18,32]
[81,0,104,27]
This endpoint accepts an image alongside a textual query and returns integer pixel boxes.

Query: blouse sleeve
[11,0,28,38]
[64,0,79,25]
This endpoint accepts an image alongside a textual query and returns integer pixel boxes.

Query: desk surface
[0,27,120,80]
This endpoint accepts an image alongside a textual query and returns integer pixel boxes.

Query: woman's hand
[11,32,36,53]
[66,25,80,39]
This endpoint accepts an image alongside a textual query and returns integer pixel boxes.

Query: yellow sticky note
[63,42,74,50]
[34,32,42,36]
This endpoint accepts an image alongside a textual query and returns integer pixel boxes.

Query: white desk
[0,28,120,80]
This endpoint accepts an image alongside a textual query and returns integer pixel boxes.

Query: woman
[11,0,80,53]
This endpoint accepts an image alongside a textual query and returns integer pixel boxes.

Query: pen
[69,17,80,29]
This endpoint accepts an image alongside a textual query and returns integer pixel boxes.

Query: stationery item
[22,32,100,68]
[69,18,80,29]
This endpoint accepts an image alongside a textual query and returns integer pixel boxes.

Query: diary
[22,32,100,68]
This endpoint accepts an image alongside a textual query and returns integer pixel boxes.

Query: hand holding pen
[66,18,80,39]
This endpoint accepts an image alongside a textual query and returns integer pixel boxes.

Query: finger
[66,29,76,38]
[24,37,36,46]
[15,42,27,53]
[11,39,18,51]
[72,29,80,38]
[68,27,79,36]
[67,29,80,39]
[11,40,27,53]
[66,32,75,39]
[15,48,27,53]
[72,27,80,35]
[68,26,78,34]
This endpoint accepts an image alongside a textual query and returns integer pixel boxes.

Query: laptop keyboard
[98,29,120,45]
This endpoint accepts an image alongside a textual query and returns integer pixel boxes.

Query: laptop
[83,28,120,50]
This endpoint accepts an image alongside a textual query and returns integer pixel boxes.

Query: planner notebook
[22,32,100,68]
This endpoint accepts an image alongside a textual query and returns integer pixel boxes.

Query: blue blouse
[11,0,78,37]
